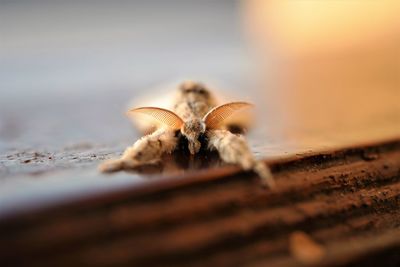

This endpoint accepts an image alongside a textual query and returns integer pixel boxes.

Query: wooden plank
[1,139,399,267]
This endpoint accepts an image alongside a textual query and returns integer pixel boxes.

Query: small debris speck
[289,231,325,265]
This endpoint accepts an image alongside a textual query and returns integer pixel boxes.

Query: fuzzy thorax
[180,119,206,154]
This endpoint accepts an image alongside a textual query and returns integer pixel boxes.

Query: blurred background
[0,0,250,150]
[0,0,400,211]
[245,0,400,148]
[1,0,399,152]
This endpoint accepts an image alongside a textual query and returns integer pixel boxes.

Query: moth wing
[203,102,254,131]
[125,80,254,134]
[204,85,255,132]
[127,107,184,132]
[217,104,255,133]
[126,83,178,134]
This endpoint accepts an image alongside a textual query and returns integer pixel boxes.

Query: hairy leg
[99,129,178,172]
[207,130,275,188]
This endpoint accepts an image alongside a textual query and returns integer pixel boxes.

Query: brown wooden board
[1,139,399,267]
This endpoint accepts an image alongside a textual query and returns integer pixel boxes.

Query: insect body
[99,81,275,188]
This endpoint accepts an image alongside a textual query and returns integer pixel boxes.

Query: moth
[99,81,275,188]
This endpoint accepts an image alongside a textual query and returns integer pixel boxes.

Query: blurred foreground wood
[0,139,399,267]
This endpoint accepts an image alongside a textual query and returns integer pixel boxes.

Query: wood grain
[1,139,399,267]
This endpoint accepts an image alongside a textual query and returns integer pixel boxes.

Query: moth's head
[180,118,206,154]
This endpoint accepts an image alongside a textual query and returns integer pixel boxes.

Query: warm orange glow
[245,0,400,55]
[243,0,400,151]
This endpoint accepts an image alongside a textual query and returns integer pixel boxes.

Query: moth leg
[99,128,178,172]
[207,130,275,188]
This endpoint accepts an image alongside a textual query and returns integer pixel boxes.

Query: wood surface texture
[1,139,399,267]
